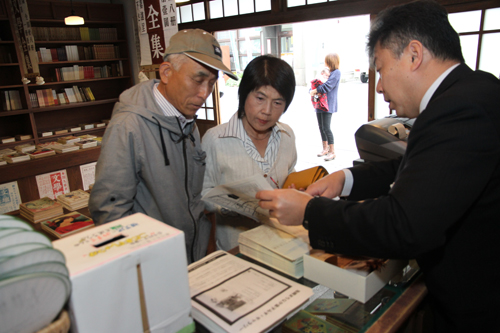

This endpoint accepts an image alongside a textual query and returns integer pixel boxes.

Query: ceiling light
[65,0,84,25]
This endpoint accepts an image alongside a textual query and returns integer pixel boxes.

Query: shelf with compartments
[0,0,132,202]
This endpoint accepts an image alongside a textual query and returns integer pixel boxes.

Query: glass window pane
[224,0,239,17]
[217,31,232,40]
[206,108,214,121]
[239,0,254,15]
[459,34,478,70]
[180,5,193,23]
[176,7,180,22]
[307,0,327,4]
[255,0,271,12]
[210,0,223,19]
[197,109,207,120]
[484,8,500,30]
[192,3,205,21]
[240,27,261,38]
[448,10,481,33]
[287,0,306,8]
[206,94,214,107]
[479,32,500,79]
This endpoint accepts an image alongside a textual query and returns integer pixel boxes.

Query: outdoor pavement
[219,81,371,174]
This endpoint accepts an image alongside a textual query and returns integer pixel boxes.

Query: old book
[15,134,33,141]
[4,152,30,164]
[0,136,15,144]
[282,165,329,190]
[19,197,64,223]
[15,143,36,153]
[0,181,22,214]
[51,143,80,154]
[57,135,80,144]
[238,224,310,279]
[41,212,94,238]
[74,139,97,149]
[28,148,56,159]
[56,189,90,210]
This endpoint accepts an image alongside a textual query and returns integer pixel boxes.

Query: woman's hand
[310,89,317,96]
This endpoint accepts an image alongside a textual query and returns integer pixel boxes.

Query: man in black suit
[257,1,500,331]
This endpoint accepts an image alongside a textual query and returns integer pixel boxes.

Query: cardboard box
[303,254,407,303]
[53,213,194,333]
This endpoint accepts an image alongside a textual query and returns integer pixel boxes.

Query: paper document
[188,250,313,333]
[202,174,274,222]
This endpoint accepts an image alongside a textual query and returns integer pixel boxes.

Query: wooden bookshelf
[0,0,132,203]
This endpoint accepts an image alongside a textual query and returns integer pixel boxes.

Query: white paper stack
[238,224,310,279]
[0,215,71,333]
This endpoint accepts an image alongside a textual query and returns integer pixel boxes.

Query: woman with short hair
[202,55,297,251]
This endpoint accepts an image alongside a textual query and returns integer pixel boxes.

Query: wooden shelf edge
[0,146,101,184]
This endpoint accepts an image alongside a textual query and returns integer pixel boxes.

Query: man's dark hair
[367,0,464,67]
[237,55,296,118]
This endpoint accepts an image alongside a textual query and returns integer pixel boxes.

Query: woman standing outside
[310,53,341,161]
[202,55,297,251]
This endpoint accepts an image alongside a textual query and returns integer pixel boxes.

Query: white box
[303,254,407,303]
[53,213,194,333]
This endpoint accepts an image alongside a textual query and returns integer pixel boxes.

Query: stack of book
[74,139,97,149]
[51,143,80,154]
[41,211,95,238]
[15,143,36,153]
[57,135,80,144]
[3,152,30,164]
[238,223,310,279]
[19,197,64,223]
[56,189,90,210]
[28,148,56,159]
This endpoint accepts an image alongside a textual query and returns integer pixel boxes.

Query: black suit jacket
[305,64,500,331]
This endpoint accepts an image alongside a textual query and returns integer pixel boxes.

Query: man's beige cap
[164,29,237,80]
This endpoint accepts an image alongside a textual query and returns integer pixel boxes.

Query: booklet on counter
[188,250,313,333]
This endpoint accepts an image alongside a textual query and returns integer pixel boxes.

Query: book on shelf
[238,223,310,279]
[57,136,80,144]
[77,134,97,140]
[28,148,56,159]
[64,88,78,104]
[15,134,33,141]
[0,159,7,166]
[94,122,106,128]
[79,123,94,130]
[19,196,64,223]
[51,143,80,154]
[52,90,59,105]
[30,93,39,108]
[1,90,22,111]
[72,85,83,102]
[1,90,11,111]
[15,143,36,153]
[0,136,16,144]
[54,128,69,135]
[57,189,90,210]
[74,140,97,149]
[0,148,16,158]
[4,152,30,164]
[41,211,95,238]
[8,90,22,110]
[188,250,313,333]
[36,90,46,107]
[68,126,82,133]
[39,131,54,137]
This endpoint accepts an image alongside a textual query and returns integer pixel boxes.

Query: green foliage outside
[225,72,243,87]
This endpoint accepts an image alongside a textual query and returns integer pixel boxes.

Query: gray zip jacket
[89,79,210,263]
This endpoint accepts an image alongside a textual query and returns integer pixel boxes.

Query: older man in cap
[89,29,237,263]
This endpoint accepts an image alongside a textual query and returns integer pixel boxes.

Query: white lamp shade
[64,15,85,25]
